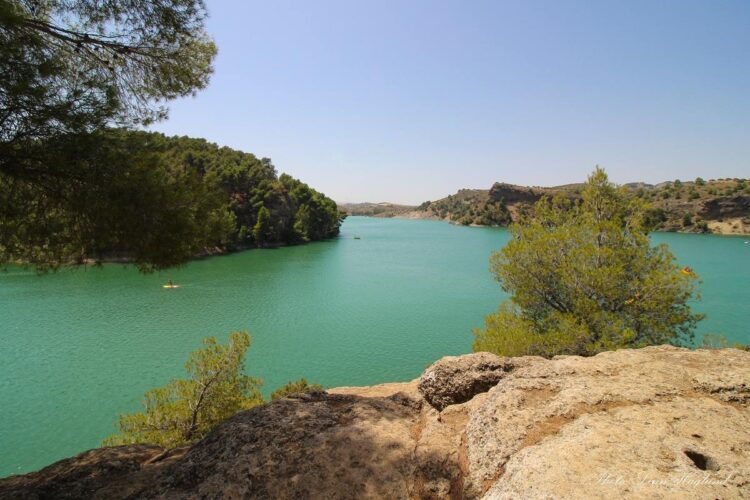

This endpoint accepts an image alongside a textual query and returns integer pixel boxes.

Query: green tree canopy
[0,129,344,271]
[270,378,324,401]
[1,0,217,270]
[0,130,235,271]
[252,206,272,245]
[474,168,703,358]
[103,331,263,448]
[1,0,215,142]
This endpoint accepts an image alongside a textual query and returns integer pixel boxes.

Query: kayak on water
[163,284,181,289]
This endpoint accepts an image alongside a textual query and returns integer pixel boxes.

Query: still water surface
[1,216,748,476]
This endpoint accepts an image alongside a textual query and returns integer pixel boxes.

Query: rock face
[417,352,519,411]
[488,183,544,205]
[2,346,749,499]
[700,195,750,220]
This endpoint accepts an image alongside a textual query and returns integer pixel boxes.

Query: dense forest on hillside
[1,129,344,270]
[0,0,224,271]
[134,131,345,252]
[156,132,344,245]
[1,1,343,271]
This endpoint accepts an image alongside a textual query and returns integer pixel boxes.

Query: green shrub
[103,332,263,448]
[271,379,324,400]
[474,168,703,358]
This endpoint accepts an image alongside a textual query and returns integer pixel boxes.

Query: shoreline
[74,236,341,268]
[348,213,750,236]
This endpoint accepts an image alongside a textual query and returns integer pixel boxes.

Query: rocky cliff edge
[1,346,749,499]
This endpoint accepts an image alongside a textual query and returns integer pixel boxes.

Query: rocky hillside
[646,178,750,234]
[338,202,418,217]
[2,346,748,499]
[355,178,750,234]
[417,183,580,227]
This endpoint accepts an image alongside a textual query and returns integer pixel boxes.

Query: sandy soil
[707,217,749,235]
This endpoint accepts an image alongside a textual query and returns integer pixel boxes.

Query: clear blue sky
[152,0,750,204]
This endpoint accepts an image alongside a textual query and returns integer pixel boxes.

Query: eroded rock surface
[417,352,529,411]
[2,346,749,499]
[0,445,185,499]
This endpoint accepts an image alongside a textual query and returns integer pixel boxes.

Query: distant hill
[344,178,750,234]
[416,183,582,227]
[338,202,417,217]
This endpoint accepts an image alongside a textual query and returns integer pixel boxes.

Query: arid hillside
[342,178,750,234]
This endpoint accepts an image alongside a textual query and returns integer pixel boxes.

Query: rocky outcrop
[418,352,521,411]
[2,346,749,499]
[488,183,544,205]
[699,195,750,220]
[0,445,186,499]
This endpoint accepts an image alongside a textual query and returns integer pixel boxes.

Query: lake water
[1,216,748,477]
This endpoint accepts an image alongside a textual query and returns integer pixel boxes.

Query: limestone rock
[2,346,749,499]
[417,352,525,411]
[151,391,424,499]
[465,346,750,498]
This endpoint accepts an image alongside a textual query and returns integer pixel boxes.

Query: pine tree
[103,332,263,448]
[474,168,703,358]
[253,206,272,245]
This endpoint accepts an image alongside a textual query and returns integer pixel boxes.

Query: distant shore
[352,212,750,236]
[340,178,750,236]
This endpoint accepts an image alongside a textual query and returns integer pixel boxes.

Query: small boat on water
[163,280,180,289]
[353,236,361,240]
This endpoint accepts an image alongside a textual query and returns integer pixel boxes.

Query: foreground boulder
[2,346,749,499]
[417,352,523,411]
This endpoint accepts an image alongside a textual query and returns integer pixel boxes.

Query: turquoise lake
[1,216,749,477]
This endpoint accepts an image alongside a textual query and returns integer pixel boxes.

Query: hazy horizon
[152,0,750,205]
